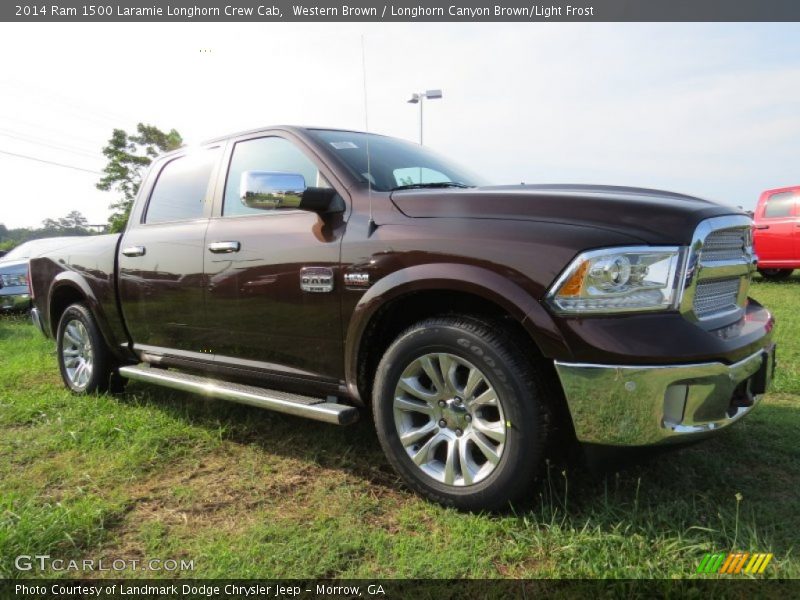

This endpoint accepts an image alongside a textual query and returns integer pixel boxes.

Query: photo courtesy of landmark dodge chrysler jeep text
[28,127,776,510]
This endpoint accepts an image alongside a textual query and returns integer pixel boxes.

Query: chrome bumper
[554,346,775,446]
[0,292,30,312]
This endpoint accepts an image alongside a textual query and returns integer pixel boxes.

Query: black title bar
[4,0,800,22]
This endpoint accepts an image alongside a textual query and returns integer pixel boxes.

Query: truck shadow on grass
[120,382,800,559]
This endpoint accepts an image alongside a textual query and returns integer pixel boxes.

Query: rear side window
[145,149,219,224]
[763,191,797,218]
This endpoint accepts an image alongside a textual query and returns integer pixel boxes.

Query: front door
[203,134,347,382]
[118,147,221,354]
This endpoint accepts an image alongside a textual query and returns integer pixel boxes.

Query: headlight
[1,273,28,288]
[546,246,683,314]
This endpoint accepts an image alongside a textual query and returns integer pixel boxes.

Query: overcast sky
[0,22,798,229]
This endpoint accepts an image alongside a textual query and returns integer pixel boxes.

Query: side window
[763,192,797,218]
[145,149,219,224]
[224,136,329,217]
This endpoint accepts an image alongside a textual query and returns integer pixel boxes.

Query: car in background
[753,186,800,280]
[0,237,86,312]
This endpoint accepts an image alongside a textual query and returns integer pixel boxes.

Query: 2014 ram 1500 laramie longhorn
[29,126,776,509]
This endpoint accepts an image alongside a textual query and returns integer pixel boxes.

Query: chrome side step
[118,365,359,425]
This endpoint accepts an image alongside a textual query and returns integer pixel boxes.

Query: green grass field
[1,275,798,579]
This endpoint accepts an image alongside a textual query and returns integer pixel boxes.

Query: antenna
[361,35,377,236]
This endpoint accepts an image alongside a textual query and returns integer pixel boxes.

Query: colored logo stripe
[697,552,773,574]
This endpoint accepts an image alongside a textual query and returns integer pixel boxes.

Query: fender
[49,271,133,362]
[343,262,572,401]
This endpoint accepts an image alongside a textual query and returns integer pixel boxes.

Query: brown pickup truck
[29,126,776,509]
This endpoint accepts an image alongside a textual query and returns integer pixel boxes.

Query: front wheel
[57,303,123,394]
[758,268,794,280]
[372,316,551,510]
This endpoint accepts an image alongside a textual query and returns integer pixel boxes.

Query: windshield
[308,130,486,192]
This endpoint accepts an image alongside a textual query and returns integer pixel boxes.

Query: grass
[0,273,798,580]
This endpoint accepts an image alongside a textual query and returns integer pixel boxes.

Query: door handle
[121,246,146,257]
[208,241,241,254]
[754,225,770,230]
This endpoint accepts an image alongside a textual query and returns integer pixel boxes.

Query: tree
[41,210,90,235]
[97,123,183,232]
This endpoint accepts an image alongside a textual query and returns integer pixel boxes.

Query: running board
[118,365,359,426]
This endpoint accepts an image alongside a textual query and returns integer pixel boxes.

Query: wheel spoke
[418,355,444,394]
[64,328,81,346]
[436,354,458,395]
[443,437,458,485]
[411,432,443,466]
[63,348,80,357]
[394,396,434,414]
[397,377,438,402]
[472,417,506,444]
[458,439,476,485]
[400,420,437,446]
[470,431,501,465]
[463,367,484,399]
[64,357,79,368]
[470,387,498,408]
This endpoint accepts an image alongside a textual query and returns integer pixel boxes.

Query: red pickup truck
[754,186,800,279]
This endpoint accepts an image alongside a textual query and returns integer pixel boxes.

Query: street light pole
[407,89,442,145]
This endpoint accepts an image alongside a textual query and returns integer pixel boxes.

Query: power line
[0,149,102,175]
[0,131,103,159]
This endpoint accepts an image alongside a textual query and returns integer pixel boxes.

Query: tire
[758,268,794,280]
[56,303,123,394]
[372,316,551,510]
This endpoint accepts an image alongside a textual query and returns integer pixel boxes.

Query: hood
[390,184,741,245]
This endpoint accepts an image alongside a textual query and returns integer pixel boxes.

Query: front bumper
[0,292,30,312]
[554,344,776,446]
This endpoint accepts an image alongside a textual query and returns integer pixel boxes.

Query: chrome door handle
[121,246,146,257]
[208,241,241,253]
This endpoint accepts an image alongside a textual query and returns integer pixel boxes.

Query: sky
[0,22,799,229]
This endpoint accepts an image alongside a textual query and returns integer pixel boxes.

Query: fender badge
[300,267,334,293]
[344,272,371,288]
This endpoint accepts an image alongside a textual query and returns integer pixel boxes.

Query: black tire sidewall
[56,303,111,394]
[758,268,793,280]
[373,318,544,510]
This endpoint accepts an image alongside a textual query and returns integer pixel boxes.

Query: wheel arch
[344,263,571,405]
[48,272,130,362]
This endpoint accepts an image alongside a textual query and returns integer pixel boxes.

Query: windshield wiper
[390,182,472,191]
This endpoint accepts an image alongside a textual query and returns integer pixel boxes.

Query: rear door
[203,133,348,382]
[754,188,799,264]
[118,146,222,354]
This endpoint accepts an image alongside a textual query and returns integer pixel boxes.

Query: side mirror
[240,171,344,214]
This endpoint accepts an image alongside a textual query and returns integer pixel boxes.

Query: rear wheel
[758,268,794,280]
[372,316,551,510]
[57,303,123,394]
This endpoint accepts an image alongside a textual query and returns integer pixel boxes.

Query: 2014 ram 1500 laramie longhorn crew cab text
[29,126,776,509]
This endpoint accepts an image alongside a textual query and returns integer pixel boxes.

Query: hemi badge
[344,272,370,288]
[300,267,334,293]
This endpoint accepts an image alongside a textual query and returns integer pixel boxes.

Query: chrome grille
[693,278,741,318]
[680,215,756,326]
[701,228,751,263]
